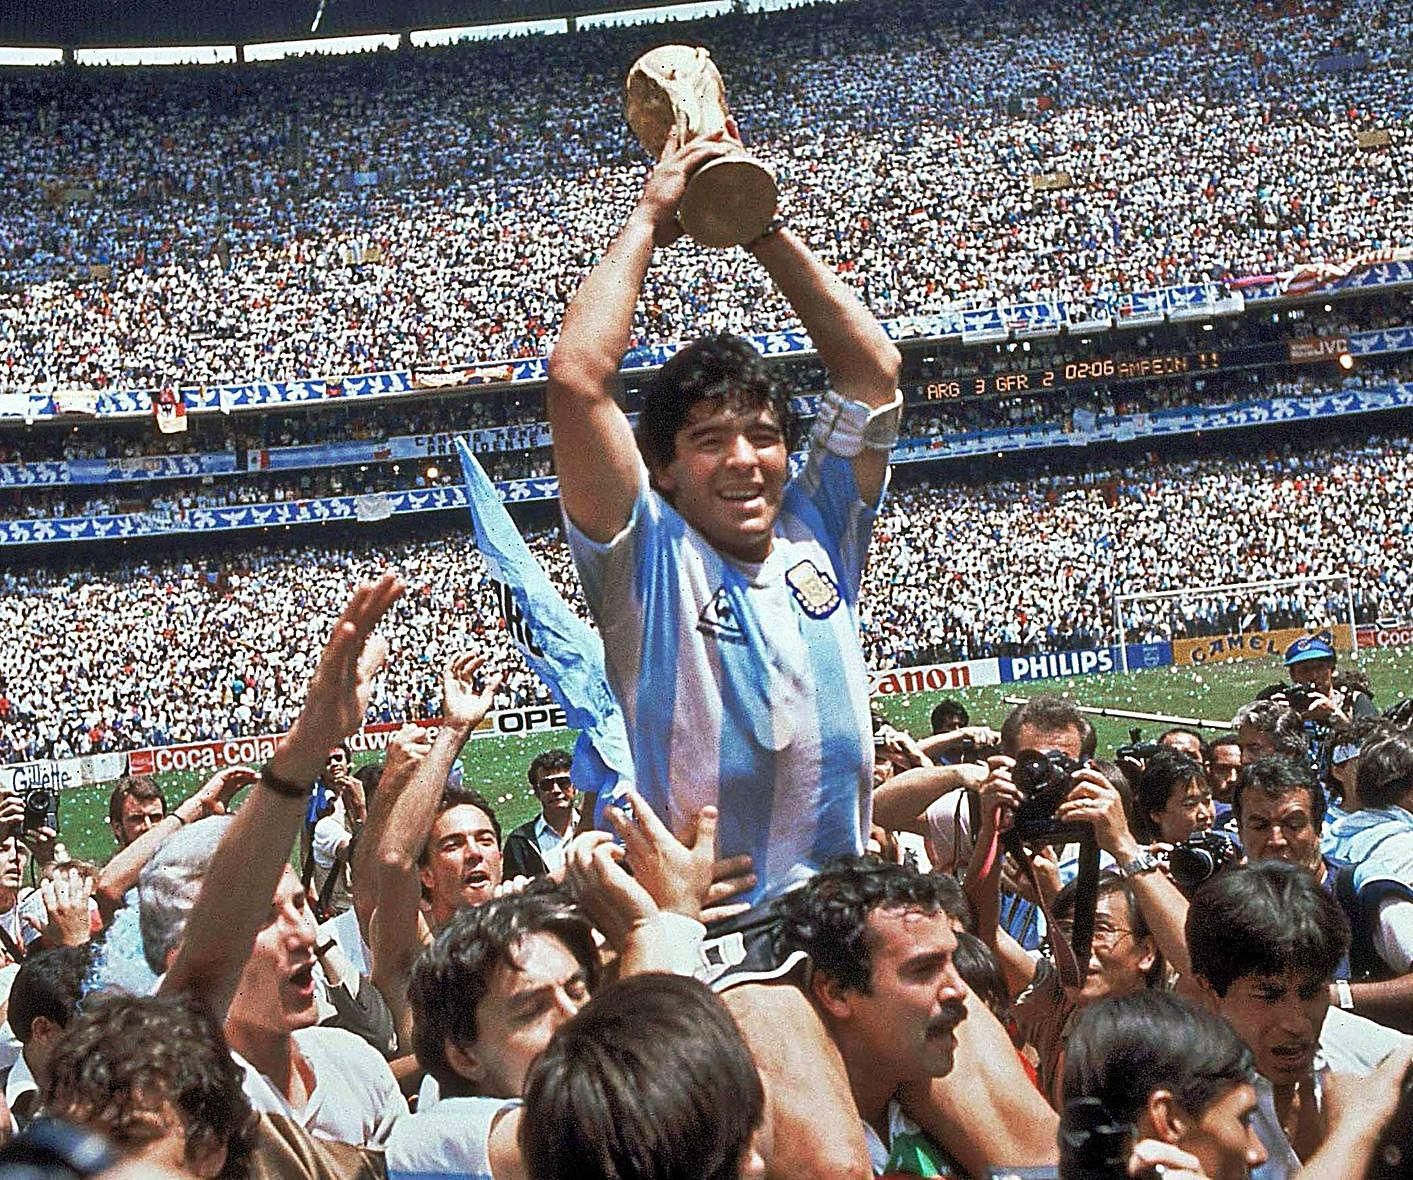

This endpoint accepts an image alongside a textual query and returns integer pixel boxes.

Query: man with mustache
[776,858,971,1177]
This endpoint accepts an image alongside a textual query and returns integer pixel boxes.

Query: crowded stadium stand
[2,5,1413,1180]
[2,0,1412,760]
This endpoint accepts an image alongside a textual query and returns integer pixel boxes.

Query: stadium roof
[1,0,743,49]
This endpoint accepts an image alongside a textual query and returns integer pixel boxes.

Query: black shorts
[701,911,810,993]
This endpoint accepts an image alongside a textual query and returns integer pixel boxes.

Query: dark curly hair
[636,333,796,473]
[774,856,967,993]
[409,888,600,1096]
[43,993,254,1180]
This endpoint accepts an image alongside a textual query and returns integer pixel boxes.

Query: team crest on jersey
[698,587,746,643]
[785,560,841,619]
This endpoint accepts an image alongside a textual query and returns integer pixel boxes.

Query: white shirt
[531,813,572,877]
[385,1095,519,1180]
[1374,896,1413,973]
[234,1025,406,1147]
[1320,1004,1413,1075]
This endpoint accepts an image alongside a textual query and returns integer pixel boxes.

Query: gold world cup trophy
[625,45,778,249]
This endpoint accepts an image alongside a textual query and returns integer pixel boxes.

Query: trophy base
[678,155,779,250]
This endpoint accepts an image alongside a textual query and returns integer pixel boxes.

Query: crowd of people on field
[5,424,1413,764]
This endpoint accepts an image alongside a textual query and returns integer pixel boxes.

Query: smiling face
[651,401,789,564]
[1208,970,1328,1089]
[1059,889,1157,1007]
[224,866,319,1043]
[421,803,504,927]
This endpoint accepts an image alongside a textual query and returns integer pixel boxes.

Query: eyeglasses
[1052,921,1134,951]
[536,776,573,792]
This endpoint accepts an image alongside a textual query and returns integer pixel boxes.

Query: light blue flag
[454,437,632,819]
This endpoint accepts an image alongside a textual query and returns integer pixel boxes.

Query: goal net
[1113,574,1359,676]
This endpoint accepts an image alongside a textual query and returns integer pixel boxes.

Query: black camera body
[1165,830,1238,893]
[1283,684,1314,714]
[22,786,59,835]
[1012,749,1088,844]
[1114,727,1164,768]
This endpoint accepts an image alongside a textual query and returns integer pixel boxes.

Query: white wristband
[656,912,709,979]
[809,388,903,458]
[1334,978,1355,1010]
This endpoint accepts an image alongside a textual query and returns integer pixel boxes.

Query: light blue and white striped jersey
[385,1096,519,1180]
[567,447,880,912]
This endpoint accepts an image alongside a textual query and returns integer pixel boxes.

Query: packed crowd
[2,424,1410,764]
[0,91,1411,1180]
[3,0,1412,395]
[0,598,1409,1179]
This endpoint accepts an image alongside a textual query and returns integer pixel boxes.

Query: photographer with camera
[964,699,1194,1106]
[1133,752,1241,897]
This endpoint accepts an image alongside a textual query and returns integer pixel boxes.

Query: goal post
[1113,574,1360,676]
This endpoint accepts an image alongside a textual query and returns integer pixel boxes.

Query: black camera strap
[1002,830,1100,991]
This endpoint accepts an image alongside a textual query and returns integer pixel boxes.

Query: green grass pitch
[48,648,1412,870]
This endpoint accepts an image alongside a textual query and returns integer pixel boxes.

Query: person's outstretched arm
[369,652,501,1044]
[95,766,255,923]
[162,574,404,1018]
[547,129,740,543]
[747,225,902,504]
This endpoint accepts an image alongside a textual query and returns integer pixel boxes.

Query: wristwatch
[1115,850,1162,879]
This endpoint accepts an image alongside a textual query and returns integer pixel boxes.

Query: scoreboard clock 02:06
[920,350,1224,399]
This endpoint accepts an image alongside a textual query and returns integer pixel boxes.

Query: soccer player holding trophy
[546,46,1056,1178]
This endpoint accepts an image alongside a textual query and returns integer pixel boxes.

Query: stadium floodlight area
[1113,574,1359,675]
[244,33,400,62]
[0,47,62,65]
[74,45,238,66]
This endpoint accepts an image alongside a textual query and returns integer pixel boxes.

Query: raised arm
[546,130,740,542]
[369,652,500,1043]
[746,222,901,504]
[351,724,431,945]
[95,766,255,923]
[161,574,404,1017]
[873,761,985,836]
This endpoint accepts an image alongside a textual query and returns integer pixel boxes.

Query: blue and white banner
[1114,289,1166,327]
[891,381,1413,465]
[0,451,238,489]
[1165,283,1244,321]
[1004,302,1066,339]
[961,307,1008,344]
[454,437,632,811]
